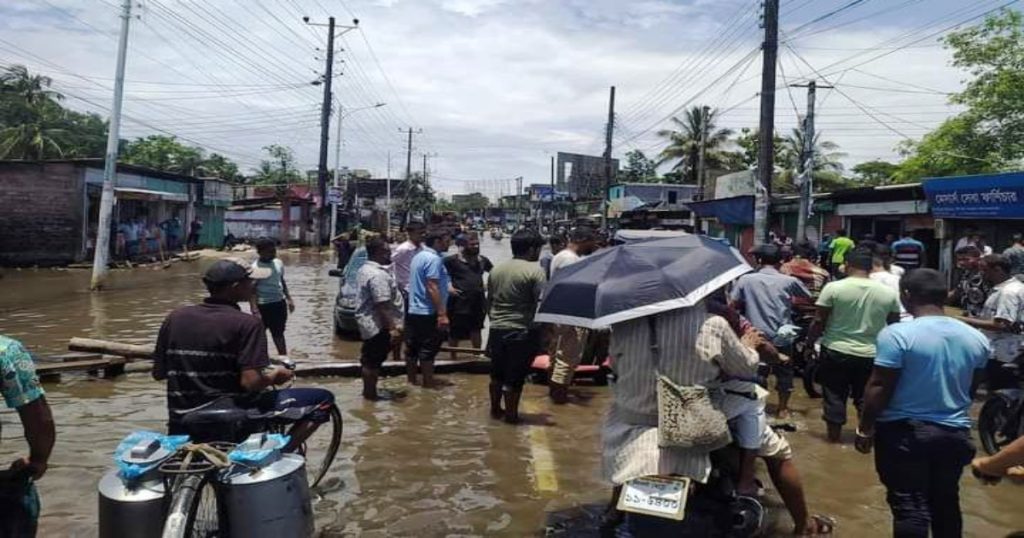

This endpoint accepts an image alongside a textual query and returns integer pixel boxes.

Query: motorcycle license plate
[616,476,690,521]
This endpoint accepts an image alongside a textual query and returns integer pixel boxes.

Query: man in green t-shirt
[808,247,901,443]
[486,229,547,424]
[829,228,856,276]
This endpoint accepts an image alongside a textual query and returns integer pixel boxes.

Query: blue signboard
[923,172,1024,219]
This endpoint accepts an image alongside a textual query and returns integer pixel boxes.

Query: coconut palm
[776,126,847,193]
[0,65,67,159]
[656,106,734,183]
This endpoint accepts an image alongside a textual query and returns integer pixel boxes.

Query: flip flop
[797,514,836,536]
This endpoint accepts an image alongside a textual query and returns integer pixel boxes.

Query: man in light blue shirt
[855,268,990,538]
[405,229,452,388]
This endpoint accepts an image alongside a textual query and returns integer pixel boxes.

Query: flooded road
[1,238,1023,536]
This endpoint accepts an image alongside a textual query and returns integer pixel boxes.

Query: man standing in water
[0,336,55,538]
[392,221,426,302]
[486,229,546,423]
[855,269,989,538]
[730,244,811,418]
[406,230,452,388]
[956,254,1024,391]
[828,229,855,276]
[355,238,404,400]
[249,238,295,356]
[808,247,901,443]
[547,226,598,403]
[444,232,492,356]
[153,259,334,451]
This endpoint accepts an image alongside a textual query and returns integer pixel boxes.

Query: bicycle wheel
[268,403,343,489]
[162,474,220,538]
[304,404,343,489]
[801,357,822,399]
[979,396,1021,456]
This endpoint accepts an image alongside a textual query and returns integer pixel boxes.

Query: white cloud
[0,0,974,193]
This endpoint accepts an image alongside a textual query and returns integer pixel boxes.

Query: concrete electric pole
[754,0,779,245]
[602,85,616,233]
[792,80,831,241]
[307,16,358,248]
[697,105,710,201]
[90,0,133,291]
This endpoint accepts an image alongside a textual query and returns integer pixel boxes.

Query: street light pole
[329,102,385,237]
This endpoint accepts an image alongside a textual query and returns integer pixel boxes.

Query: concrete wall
[0,162,84,266]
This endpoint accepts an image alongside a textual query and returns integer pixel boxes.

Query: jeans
[874,420,975,538]
[819,347,873,425]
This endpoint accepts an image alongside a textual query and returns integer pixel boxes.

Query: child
[250,237,295,356]
[722,367,769,498]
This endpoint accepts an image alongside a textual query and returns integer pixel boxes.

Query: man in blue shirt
[855,268,990,538]
[405,229,452,388]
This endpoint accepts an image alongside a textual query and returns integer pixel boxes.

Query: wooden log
[68,338,154,359]
[295,359,490,378]
[36,356,126,376]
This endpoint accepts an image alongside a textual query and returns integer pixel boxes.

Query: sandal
[796,514,835,536]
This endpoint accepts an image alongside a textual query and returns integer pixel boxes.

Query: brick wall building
[0,162,86,266]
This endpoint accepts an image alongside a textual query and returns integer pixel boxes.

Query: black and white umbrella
[534,235,752,329]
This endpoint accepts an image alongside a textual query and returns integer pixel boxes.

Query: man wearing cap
[731,244,812,418]
[152,259,335,451]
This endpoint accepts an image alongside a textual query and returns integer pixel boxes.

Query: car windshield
[344,247,368,284]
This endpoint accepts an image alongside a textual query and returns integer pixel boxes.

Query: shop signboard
[923,173,1024,219]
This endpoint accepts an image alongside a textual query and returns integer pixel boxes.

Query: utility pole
[550,155,556,227]
[402,127,415,179]
[307,16,358,248]
[516,176,523,228]
[792,80,830,241]
[422,153,428,182]
[331,101,343,239]
[602,86,616,233]
[697,105,709,201]
[91,0,132,291]
[386,151,392,234]
[754,0,779,245]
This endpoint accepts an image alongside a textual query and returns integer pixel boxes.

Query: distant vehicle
[331,246,368,335]
[490,229,504,240]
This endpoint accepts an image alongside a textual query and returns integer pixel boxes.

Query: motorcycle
[978,358,1024,456]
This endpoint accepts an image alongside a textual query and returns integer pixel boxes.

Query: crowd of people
[107,214,204,260]
[9,220,1024,536]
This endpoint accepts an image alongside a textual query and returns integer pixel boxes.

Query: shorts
[361,330,391,369]
[487,328,539,390]
[449,312,485,340]
[759,423,793,461]
[405,314,442,365]
[728,405,767,450]
[257,300,288,337]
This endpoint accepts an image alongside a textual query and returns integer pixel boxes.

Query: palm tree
[0,65,66,159]
[656,106,734,183]
[776,126,847,193]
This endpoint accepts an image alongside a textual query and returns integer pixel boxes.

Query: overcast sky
[0,0,1006,196]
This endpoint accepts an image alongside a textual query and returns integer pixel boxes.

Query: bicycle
[159,442,235,538]
[978,360,1024,456]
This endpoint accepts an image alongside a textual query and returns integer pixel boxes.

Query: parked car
[332,246,368,336]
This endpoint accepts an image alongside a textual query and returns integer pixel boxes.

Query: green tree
[894,10,1024,181]
[399,172,435,219]
[729,127,786,170]
[0,65,66,159]
[202,153,242,182]
[656,106,734,183]
[452,192,490,213]
[620,149,659,183]
[851,160,900,185]
[252,144,303,185]
[776,126,847,193]
[122,135,204,173]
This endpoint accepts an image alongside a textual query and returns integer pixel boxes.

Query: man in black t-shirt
[444,232,493,356]
[153,259,334,450]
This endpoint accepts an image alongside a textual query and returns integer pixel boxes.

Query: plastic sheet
[113,430,188,480]
[227,434,290,468]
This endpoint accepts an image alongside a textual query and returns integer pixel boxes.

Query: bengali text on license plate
[616,475,690,520]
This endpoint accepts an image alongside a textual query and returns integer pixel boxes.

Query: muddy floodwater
[2,239,1024,536]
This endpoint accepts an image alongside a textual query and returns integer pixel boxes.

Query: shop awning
[114,187,189,203]
[686,195,754,226]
